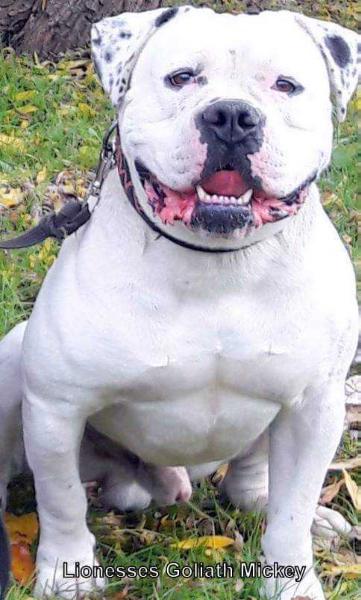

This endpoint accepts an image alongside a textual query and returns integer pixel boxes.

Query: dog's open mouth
[138,165,314,235]
[117,150,315,236]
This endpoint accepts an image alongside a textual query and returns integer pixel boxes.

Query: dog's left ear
[294,13,360,121]
[91,6,192,107]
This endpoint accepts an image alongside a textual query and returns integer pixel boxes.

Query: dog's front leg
[261,381,345,600]
[23,394,105,599]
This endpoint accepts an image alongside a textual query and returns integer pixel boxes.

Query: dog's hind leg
[80,426,192,511]
[0,321,27,508]
[220,431,268,511]
[80,433,153,511]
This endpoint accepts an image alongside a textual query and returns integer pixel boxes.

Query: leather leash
[0,121,117,250]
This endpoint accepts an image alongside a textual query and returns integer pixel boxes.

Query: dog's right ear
[91,7,192,107]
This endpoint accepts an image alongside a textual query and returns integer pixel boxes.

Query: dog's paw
[312,505,353,542]
[145,466,192,506]
[34,539,105,599]
[261,567,325,600]
[221,476,268,511]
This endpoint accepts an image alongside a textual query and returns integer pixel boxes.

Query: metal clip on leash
[0,121,118,250]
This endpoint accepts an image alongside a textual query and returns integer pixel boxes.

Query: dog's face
[92,6,359,245]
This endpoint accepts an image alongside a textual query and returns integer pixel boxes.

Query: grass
[0,6,360,599]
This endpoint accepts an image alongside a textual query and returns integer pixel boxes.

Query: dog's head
[92,6,359,248]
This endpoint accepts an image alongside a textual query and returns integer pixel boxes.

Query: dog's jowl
[0,5,359,600]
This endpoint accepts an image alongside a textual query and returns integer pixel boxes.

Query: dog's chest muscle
[88,284,313,465]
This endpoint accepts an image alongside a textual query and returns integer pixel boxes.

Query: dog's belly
[89,387,280,466]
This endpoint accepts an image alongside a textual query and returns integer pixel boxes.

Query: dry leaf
[36,168,47,184]
[5,512,39,545]
[0,186,23,208]
[0,134,25,151]
[212,463,229,484]
[329,457,361,471]
[171,535,235,550]
[321,563,361,579]
[10,542,35,585]
[15,90,36,102]
[320,478,345,504]
[342,469,361,510]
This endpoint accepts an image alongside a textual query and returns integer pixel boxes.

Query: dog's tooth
[211,195,219,203]
[204,192,212,203]
[238,189,253,205]
[196,185,206,201]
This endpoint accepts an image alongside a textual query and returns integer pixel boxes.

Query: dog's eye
[273,77,301,95]
[168,70,195,88]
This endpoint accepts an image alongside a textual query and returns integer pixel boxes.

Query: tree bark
[0,0,356,59]
[0,0,162,59]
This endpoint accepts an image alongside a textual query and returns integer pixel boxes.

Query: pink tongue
[201,170,249,197]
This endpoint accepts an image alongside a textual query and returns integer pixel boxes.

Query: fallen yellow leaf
[321,563,361,579]
[5,512,39,545]
[171,535,235,550]
[0,186,23,208]
[77,102,96,118]
[0,134,25,151]
[17,105,38,115]
[343,469,361,511]
[36,167,47,184]
[10,542,35,585]
[15,90,36,102]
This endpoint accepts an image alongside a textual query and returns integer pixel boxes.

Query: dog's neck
[86,167,322,280]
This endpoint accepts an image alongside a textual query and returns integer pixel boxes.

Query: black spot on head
[119,31,131,39]
[105,51,113,63]
[325,35,351,68]
[155,7,178,28]
[93,36,101,47]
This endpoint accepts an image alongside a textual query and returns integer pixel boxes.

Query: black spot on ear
[93,36,101,47]
[119,31,131,39]
[155,7,178,28]
[325,35,351,68]
[105,51,113,63]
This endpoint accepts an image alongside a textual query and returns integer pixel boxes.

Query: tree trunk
[0,0,162,59]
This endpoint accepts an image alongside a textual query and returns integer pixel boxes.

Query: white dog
[0,5,359,599]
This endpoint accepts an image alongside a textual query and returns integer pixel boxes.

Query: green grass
[0,9,360,599]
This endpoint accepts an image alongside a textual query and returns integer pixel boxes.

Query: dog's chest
[88,283,317,466]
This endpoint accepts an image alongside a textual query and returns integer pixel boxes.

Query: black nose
[201,100,262,145]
